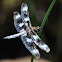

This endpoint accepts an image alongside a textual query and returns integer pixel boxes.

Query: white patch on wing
[16,14,20,19]
[20,29,25,32]
[19,23,24,27]
[39,44,47,49]
[39,44,50,53]
[32,49,40,58]
[32,49,38,54]
[26,38,32,42]
[22,6,28,11]
[25,23,28,27]
[33,35,39,40]
[24,17,30,22]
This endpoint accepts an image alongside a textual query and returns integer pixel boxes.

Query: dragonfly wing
[21,32,40,58]
[21,3,32,28]
[3,31,26,39]
[30,30,50,53]
[13,3,32,33]
[13,11,31,33]
[13,11,25,33]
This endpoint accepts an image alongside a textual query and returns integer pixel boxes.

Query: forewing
[21,32,40,58]
[30,30,50,53]
[13,11,25,33]
[21,3,32,28]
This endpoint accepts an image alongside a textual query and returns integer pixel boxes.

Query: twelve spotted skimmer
[3,3,50,58]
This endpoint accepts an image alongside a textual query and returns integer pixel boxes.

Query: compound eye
[38,27,41,32]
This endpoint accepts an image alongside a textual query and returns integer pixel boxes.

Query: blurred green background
[0,0,62,62]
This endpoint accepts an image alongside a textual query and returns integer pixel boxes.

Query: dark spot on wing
[28,42,35,48]
[21,3,26,7]
[22,24,26,29]
[24,14,28,17]
[37,39,41,43]
[26,33,31,38]
[17,19,23,23]
[14,12,18,15]
[31,30,36,35]
[34,30,38,33]
[41,41,45,45]
[37,39,45,45]
[27,21,30,27]
[24,11,29,17]
[32,37,35,41]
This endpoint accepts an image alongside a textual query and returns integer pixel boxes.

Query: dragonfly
[3,3,50,58]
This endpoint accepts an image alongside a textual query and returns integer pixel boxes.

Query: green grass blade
[31,55,34,62]
[40,0,56,31]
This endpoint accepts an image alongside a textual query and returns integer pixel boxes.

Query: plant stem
[40,0,56,31]
[31,55,34,62]
[31,0,56,62]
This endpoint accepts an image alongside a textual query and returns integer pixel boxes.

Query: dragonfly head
[34,26,41,33]
[37,26,41,32]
